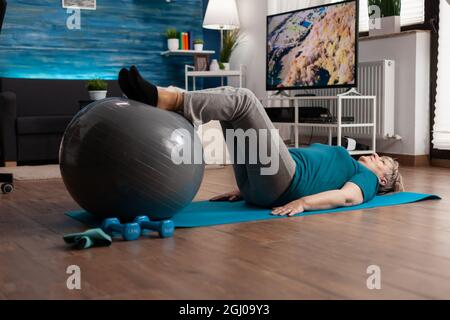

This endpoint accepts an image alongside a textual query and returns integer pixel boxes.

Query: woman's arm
[271,182,364,216]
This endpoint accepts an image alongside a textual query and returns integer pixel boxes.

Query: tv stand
[263,90,377,155]
[340,88,362,96]
[295,93,317,97]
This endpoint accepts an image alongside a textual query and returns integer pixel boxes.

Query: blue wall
[0,0,208,87]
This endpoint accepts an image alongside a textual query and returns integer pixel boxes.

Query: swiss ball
[60,98,204,221]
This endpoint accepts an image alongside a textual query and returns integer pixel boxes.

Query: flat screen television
[266,0,358,91]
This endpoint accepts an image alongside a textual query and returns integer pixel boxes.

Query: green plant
[220,29,241,63]
[86,79,108,91]
[368,0,401,17]
[219,62,225,70]
[165,28,178,39]
[194,38,204,45]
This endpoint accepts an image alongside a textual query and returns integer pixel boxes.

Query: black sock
[130,65,158,107]
[118,68,138,100]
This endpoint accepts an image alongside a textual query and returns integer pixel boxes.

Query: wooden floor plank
[0,165,449,299]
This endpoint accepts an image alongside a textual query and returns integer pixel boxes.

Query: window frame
[427,2,449,160]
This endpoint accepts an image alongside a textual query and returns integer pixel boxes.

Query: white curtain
[433,0,450,150]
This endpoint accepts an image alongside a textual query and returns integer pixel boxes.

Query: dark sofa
[0,78,121,164]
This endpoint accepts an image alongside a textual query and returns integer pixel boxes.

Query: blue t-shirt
[275,143,379,206]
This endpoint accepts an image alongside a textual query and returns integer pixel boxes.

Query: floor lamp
[202,0,240,52]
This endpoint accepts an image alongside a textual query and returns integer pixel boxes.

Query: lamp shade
[203,0,240,30]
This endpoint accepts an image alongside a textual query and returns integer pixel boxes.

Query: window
[359,0,425,32]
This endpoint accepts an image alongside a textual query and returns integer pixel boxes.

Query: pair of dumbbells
[101,216,175,241]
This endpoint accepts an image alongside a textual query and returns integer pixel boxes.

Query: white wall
[230,0,267,99]
[359,31,431,156]
[414,32,431,156]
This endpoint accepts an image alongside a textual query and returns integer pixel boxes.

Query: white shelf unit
[185,65,244,91]
[161,50,215,56]
[264,90,377,156]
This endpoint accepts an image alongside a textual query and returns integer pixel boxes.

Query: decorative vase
[194,43,204,51]
[209,59,220,72]
[89,90,107,101]
[167,38,179,51]
[369,16,401,37]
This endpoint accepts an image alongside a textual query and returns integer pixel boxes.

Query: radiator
[275,60,396,139]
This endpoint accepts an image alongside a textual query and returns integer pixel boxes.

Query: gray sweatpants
[183,86,296,207]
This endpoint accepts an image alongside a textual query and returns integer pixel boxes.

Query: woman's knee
[237,88,257,99]
[237,88,260,112]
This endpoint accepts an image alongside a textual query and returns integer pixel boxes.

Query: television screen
[266,0,358,90]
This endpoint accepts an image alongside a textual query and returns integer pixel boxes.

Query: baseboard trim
[431,158,450,168]
[4,161,17,168]
[378,153,430,167]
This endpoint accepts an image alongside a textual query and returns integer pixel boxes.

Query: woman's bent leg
[183,87,296,207]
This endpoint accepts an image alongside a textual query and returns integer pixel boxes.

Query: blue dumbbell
[101,218,141,241]
[134,216,175,238]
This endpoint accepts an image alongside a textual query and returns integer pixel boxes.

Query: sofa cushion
[17,134,63,162]
[16,115,73,135]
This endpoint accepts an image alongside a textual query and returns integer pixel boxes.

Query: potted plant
[166,28,179,51]
[219,30,240,71]
[193,39,204,51]
[368,0,401,36]
[86,79,108,101]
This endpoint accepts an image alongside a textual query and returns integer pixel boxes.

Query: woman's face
[358,153,391,185]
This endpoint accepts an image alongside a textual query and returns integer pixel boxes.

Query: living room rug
[0,165,61,180]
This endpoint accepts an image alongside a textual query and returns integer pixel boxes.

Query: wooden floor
[0,165,449,300]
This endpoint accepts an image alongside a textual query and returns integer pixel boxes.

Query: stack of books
[178,31,194,50]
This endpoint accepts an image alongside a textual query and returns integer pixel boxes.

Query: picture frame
[62,0,96,10]
[194,54,209,72]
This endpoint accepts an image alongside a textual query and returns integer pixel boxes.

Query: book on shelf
[176,31,195,50]
[183,32,188,50]
[188,31,193,50]
[178,32,183,50]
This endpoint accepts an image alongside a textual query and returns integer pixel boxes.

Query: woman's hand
[271,199,306,217]
[210,190,242,202]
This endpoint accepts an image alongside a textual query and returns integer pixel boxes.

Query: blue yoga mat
[66,192,440,228]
